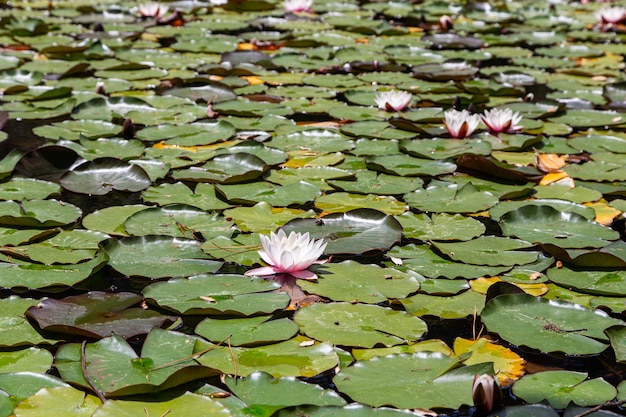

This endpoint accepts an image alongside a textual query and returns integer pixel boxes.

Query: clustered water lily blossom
[284,0,313,13]
[137,2,169,18]
[374,90,413,112]
[245,230,328,280]
[595,6,626,30]
[481,108,523,135]
[444,109,481,138]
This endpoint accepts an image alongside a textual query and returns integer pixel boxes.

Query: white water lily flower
[595,6,626,25]
[472,374,502,414]
[138,2,169,18]
[284,0,313,13]
[374,91,413,112]
[245,230,327,280]
[443,109,480,138]
[481,108,523,134]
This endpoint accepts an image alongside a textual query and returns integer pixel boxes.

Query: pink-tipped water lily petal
[244,266,280,277]
[246,230,327,280]
[374,91,413,112]
[481,108,523,134]
[444,109,481,138]
[284,0,313,13]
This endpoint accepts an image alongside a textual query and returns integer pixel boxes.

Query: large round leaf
[55,329,212,397]
[433,236,539,267]
[195,316,298,347]
[195,336,339,378]
[281,208,402,255]
[300,261,421,303]
[60,158,151,195]
[123,204,234,239]
[404,181,499,214]
[225,372,346,417]
[295,303,427,348]
[334,353,492,409]
[172,153,267,183]
[481,293,625,355]
[512,371,616,409]
[143,274,288,316]
[0,199,81,228]
[547,267,626,296]
[500,205,619,248]
[102,236,223,279]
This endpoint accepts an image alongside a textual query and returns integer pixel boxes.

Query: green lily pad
[334,353,492,409]
[225,372,346,417]
[0,347,52,374]
[216,181,321,206]
[532,184,602,204]
[433,236,539,267]
[512,371,616,409]
[102,236,223,279]
[143,274,288,316]
[547,267,626,296]
[0,178,60,200]
[141,182,232,211]
[400,290,486,319]
[490,199,595,221]
[136,120,236,145]
[60,158,151,195]
[366,154,456,177]
[195,336,339,378]
[328,171,423,195]
[12,386,101,417]
[6,229,108,265]
[281,208,402,255]
[123,204,234,239]
[314,192,408,215]
[404,181,499,214]
[606,326,626,364]
[223,202,316,234]
[300,260,421,303]
[548,109,624,128]
[55,329,212,396]
[481,293,625,355]
[172,153,267,184]
[499,205,619,248]
[0,297,55,346]
[0,199,81,228]
[82,205,150,236]
[295,303,427,348]
[0,251,106,290]
[195,316,298,347]
[388,244,511,279]
[92,392,232,417]
[397,212,485,241]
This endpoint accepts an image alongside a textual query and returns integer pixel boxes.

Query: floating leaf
[60,158,151,195]
[225,372,346,417]
[404,181,499,214]
[499,205,618,248]
[453,337,525,387]
[195,316,298,347]
[481,293,625,355]
[55,329,212,397]
[195,336,339,378]
[397,212,485,241]
[102,236,222,279]
[334,353,492,409]
[281,209,402,255]
[143,274,288,316]
[512,371,616,409]
[295,303,427,348]
[433,237,539,267]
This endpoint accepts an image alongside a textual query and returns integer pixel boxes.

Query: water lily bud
[472,374,502,415]
[122,118,135,139]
